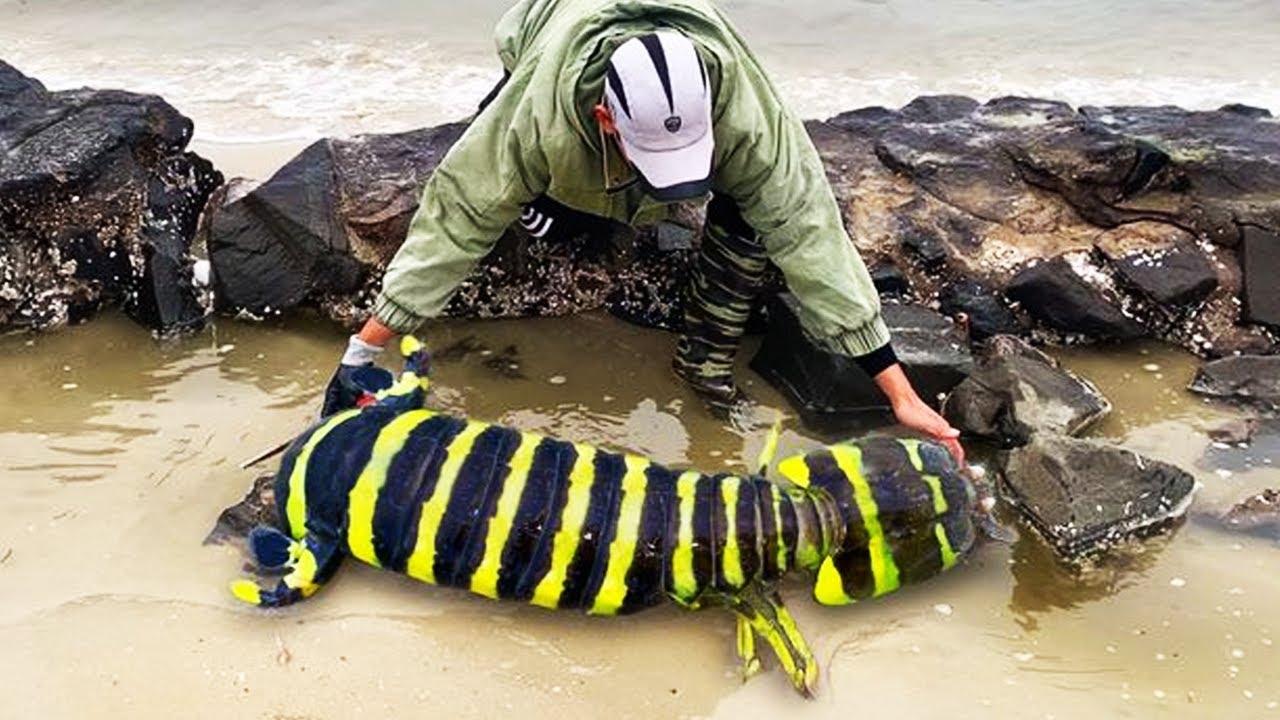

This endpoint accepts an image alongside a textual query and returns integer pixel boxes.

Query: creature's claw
[230,534,344,608]
[248,526,294,572]
[726,585,818,698]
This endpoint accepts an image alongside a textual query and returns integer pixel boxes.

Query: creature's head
[777,436,990,606]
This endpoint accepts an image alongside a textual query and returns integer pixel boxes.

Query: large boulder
[942,335,1112,446]
[0,61,222,334]
[1188,355,1280,411]
[998,434,1198,559]
[750,294,973,431]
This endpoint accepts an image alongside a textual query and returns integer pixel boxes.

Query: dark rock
[938,279,1024,341]
[1109,239,1219,308]
[901,224,950,269]
[0,61,221,334]
[1219,104,1273,119]
[1007,255,1145,340]
[1241,226,1280,328]
[1220,489,1280,540]
[899,95,980,124]
[129,153,223,332]
[205,474,278,547]
[870,262,911,297]
[1188,355,1280,410]
[983,334,1061,365]
[943,334,1111,446]
[206,125,469,316]
[999,434,1197,559]
[750,294,972,432]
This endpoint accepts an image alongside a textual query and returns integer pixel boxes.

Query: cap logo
[664,115,683,133]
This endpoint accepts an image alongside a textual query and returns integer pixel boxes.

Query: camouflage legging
[672,193,769,384]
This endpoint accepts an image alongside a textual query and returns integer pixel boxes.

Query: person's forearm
[357,316,397,348]
[873,363,921,409]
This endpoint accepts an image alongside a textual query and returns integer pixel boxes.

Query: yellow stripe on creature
[470,432,543,599]
[721,476,745,589]
[530,444,598,609]
[590,455,651,615]
[287,410,360,539]
[670,471,701,601]
[347,410,436,565]
[830,446,901,601]
[406,421,487,584]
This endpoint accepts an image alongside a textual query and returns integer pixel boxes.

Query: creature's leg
[735,615,763,680]
[724,584,818,697]
[230,527,345,608]
[673,194,769,415]
[754,410,785,476]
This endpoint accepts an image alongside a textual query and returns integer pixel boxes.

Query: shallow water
[2,311,1277,719]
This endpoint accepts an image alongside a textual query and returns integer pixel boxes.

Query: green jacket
[374,0,890,357]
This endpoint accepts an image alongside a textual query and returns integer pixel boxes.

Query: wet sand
[2,310,1277,719]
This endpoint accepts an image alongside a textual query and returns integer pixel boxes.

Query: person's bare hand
[891,393,965,465]
[872,363,966,464]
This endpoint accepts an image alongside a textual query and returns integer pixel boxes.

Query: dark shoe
[672,359,753,421]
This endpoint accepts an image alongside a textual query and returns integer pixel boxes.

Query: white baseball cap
[604,31,713,201]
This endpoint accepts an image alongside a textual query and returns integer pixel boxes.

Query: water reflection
[1009,518,1180,632]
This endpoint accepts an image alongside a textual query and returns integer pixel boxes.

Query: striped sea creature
[230,338,982,696]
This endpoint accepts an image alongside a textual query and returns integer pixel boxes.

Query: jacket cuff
[851,342,898,378]
[813,314,892,358]
[372,292,427,335]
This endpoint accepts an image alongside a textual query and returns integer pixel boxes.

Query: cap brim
[617,129,713,202]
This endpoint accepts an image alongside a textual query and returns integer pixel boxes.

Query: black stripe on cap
[605,63,632,119]
[638,34,675,112]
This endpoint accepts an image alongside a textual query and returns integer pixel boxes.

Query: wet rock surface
[816,97,1279,357]
[1188,355,1280,411]
[750,294,972,432]
[999,434,1198,559]
[1220,489,1280,540]
[942,335,1112,446]
[0,61,222,334]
